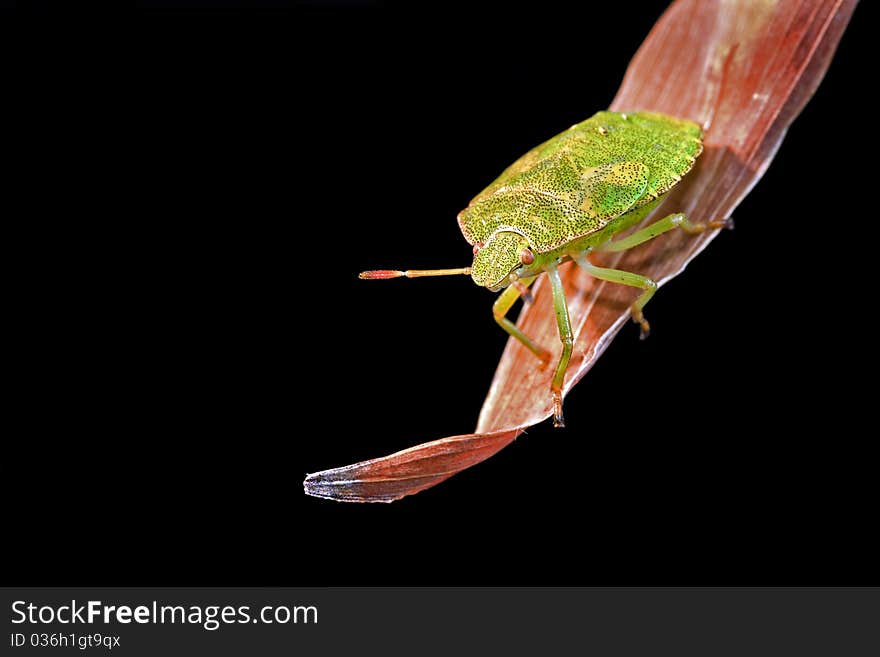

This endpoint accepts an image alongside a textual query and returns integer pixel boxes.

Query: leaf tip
[303,469,401,504]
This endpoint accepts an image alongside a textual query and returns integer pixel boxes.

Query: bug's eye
[520,248,535,265]
[473,243,483,255]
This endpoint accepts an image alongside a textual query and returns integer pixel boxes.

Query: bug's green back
[457,111,702,254]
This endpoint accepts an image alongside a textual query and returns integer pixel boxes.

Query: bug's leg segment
[596,212,730,253]
[492,276,551,366]
[547,266,573,428]
[576,255,657,340]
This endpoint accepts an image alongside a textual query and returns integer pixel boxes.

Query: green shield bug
[361,110,725,427]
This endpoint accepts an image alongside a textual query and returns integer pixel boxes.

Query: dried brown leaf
[305,0,856,502]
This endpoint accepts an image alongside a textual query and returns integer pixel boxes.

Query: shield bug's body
[361,110,724,426]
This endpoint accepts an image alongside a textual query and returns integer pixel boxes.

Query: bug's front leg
[546,265,573,428]
[492,275,552,366]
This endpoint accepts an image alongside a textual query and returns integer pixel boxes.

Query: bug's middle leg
[576,255,657,339]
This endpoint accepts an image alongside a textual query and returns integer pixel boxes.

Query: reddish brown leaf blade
[306,0,855,502]
[304,430,520,503]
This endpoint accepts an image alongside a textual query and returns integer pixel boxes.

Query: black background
[6,2,874,585]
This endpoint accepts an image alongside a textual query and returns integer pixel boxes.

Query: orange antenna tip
[359,270,406,280]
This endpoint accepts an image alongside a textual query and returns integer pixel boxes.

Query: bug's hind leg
[492,275,552,366]
[596,212,730,253]
[583,211,730,338]
[575,256,658,340]
[547,265,573,428]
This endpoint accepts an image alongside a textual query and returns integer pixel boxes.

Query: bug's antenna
[359,268,471,280]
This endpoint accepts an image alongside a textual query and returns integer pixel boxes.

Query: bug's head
[471,231,534,291]
[358,229,535,289]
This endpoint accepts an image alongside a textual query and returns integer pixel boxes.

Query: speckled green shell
[457,111,702,254]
